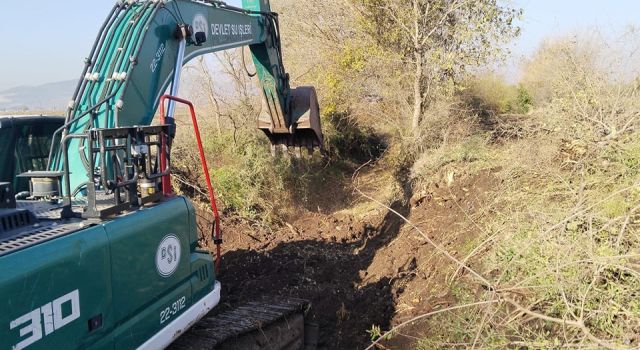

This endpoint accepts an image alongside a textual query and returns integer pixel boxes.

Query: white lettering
[52,290,80,330]
[40,303,54,336]
[10,310,42,350]
[10,290,81,350]
[160,296,187,324]
[150,43,166,73]
[210,23,253,37]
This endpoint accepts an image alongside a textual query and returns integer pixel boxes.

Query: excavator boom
[1,1,320,349]
[51,0,323,196]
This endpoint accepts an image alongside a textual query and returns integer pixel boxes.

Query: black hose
[80,2,132,113]
[79,3,156,175]
[47,91,119,166]
[52,3,124,171]
[100,1,154,104]
[241,47,257,77]
[66,2,123,125]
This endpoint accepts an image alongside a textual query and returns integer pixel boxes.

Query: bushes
[412,109,640,349]
[171,108,375,223]
[323,111,387,163]
[207,136,285,218]
[461,74,532,115]
[408,30,640,348]
[520,30,640,141]
[172,125,331,223]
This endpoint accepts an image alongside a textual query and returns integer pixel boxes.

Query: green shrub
[172,110,371,222]
[461,74,532,115]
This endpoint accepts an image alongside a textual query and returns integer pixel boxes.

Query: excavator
[0,115,64,194]
[0,0,323,349]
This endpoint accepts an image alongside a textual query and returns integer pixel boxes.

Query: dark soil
[193,166,499,349]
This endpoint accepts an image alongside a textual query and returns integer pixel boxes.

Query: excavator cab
[0,115,64,194]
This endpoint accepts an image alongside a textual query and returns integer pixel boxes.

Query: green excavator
[0,1,323,349]
[0,115,65,194]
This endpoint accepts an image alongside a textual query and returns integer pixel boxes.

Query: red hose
[160,95,223,275]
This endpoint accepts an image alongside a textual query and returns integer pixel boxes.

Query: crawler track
[170,298,316,350]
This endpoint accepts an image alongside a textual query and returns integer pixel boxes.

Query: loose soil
[193,165,499,349]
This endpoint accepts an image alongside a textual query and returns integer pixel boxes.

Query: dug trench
[179,163,499,349]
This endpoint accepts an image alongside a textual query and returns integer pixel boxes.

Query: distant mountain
[0,80,76,112]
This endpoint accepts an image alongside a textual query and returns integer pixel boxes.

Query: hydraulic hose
[78,4,134,117]
[77,3,159,176]
[51,3,123,171]
[66,2,123,124]
[97,2,155,105]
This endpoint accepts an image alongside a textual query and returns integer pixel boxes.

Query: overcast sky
[0,0,638,91]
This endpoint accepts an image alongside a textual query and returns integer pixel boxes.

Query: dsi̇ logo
[156,235,182,277]
[192,14,208,40]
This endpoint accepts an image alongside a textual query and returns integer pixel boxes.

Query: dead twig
[364,300,500,350]
[353,165,635,349]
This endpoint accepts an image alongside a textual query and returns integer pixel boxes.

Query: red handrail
[159,95,222,274]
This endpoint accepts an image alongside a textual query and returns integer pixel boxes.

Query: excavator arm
[1,2,320,349]
[51,0,323,196]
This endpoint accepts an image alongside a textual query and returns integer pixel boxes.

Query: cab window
[0,121,61,193]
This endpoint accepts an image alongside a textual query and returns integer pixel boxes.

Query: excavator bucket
[259,86,324,155]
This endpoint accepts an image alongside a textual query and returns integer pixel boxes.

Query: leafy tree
[351,0,521,137]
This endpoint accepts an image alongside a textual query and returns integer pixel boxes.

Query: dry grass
[369,29,640,349]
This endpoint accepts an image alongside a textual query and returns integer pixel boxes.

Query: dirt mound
[199,166,499,349]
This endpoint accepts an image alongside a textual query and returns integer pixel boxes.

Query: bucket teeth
[258,86,323,157]
[266,135,324,157]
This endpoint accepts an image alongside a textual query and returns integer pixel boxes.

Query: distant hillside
[0,80,76,112]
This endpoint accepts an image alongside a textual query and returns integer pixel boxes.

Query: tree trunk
[412,49,423,138]
[411,0,423,139]
[206,93,222,136]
